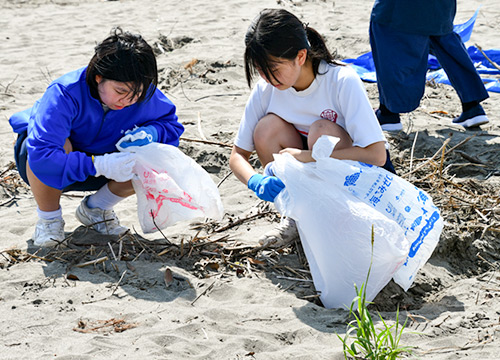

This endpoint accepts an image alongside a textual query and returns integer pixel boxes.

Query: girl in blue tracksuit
[9,28,184,247]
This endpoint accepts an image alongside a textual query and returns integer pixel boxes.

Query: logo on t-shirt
[320,109,338,122]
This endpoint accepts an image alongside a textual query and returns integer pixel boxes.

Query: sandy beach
[1,0,499,359]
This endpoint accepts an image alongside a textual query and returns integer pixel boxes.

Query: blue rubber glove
[116,125,158,149]
[247,174,285,202]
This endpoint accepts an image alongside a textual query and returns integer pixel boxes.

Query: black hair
[244,8,341,87]
[86,27,158,103]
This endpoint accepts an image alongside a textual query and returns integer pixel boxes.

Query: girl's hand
[93,152,137,182]
[279,148,315,163]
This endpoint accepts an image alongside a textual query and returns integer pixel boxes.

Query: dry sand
[1,0,499,359]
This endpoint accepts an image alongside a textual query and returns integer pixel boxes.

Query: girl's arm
[281,140,387,166]
[229,145,257,185]
[330,141,387,166]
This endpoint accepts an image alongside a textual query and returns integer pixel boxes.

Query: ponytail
[305,26,342,76]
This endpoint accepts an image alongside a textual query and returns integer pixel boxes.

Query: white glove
[93,152,137,182]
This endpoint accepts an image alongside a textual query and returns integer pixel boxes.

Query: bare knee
[254,113,302,165]
[308,120,352,150]
[254,114,290,145]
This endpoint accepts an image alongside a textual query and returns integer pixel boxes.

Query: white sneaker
[75,196,128,235]
[452,104,489,128]
[32,217,65,247]
[258,217,299,248]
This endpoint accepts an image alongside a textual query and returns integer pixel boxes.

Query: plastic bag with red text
[121,143,224,233]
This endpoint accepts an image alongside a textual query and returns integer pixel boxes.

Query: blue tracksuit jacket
[9,67,184,190]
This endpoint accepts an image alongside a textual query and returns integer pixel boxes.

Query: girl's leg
[77,180,134,236]
[28,139,73,247]
[107,180,135,198]
[254,114,304,248]
[307,119,353,150]
[254,113,303,166]
[26,138,73,212]
[87,181,133,211]
[26,165,63,211]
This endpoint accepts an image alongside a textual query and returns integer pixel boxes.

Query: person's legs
[75,180,134,236]
[26,138,73,211]
[253,113,303,166]
[430,32,489,128]
[431,32,488,104]
[27,167,63,211]
[25,138,73,247]
[370,21,430,130]
[16,132,133,244]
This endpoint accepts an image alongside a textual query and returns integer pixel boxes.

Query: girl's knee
[308,120,352,150]
[254,113,297,145]
[254,114,285,138]
[253,113,303,165]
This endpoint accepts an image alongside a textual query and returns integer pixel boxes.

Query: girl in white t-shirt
[229,8,395,246]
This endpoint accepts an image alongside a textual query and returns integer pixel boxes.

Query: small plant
[337,226,413,360]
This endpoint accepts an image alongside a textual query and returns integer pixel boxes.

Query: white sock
[87,183,126,210]
[37,207,62,220]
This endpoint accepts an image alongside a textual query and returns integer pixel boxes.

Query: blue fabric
[344,8,500,93]
[451,6,479,43]
[9,67,184,190]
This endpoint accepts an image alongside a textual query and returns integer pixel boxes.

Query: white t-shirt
[234,61,386,152]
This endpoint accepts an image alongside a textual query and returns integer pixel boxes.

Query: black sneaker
[452,104,489,128]
[375,109,402,132]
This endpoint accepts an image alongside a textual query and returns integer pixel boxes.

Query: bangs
[102,50,156,102]
[244,43,281,87]
[122,81,148,103]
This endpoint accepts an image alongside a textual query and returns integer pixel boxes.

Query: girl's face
[258,49,310,91]
[95,75,141,110]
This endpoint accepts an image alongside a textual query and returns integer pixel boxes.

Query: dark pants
[14,131,108,192]
[370,21,489,113]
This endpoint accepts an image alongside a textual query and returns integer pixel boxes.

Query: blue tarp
[343,7,500,92]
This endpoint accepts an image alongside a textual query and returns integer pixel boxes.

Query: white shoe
[75,196,128,235]
[452,104,489,128]
[32,217,65,247]
[258,217,299,248]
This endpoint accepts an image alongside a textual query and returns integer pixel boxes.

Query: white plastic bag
[274,135,443,309]
[121,143,224,233]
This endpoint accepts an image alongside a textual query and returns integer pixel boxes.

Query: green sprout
[337,226,413,360]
